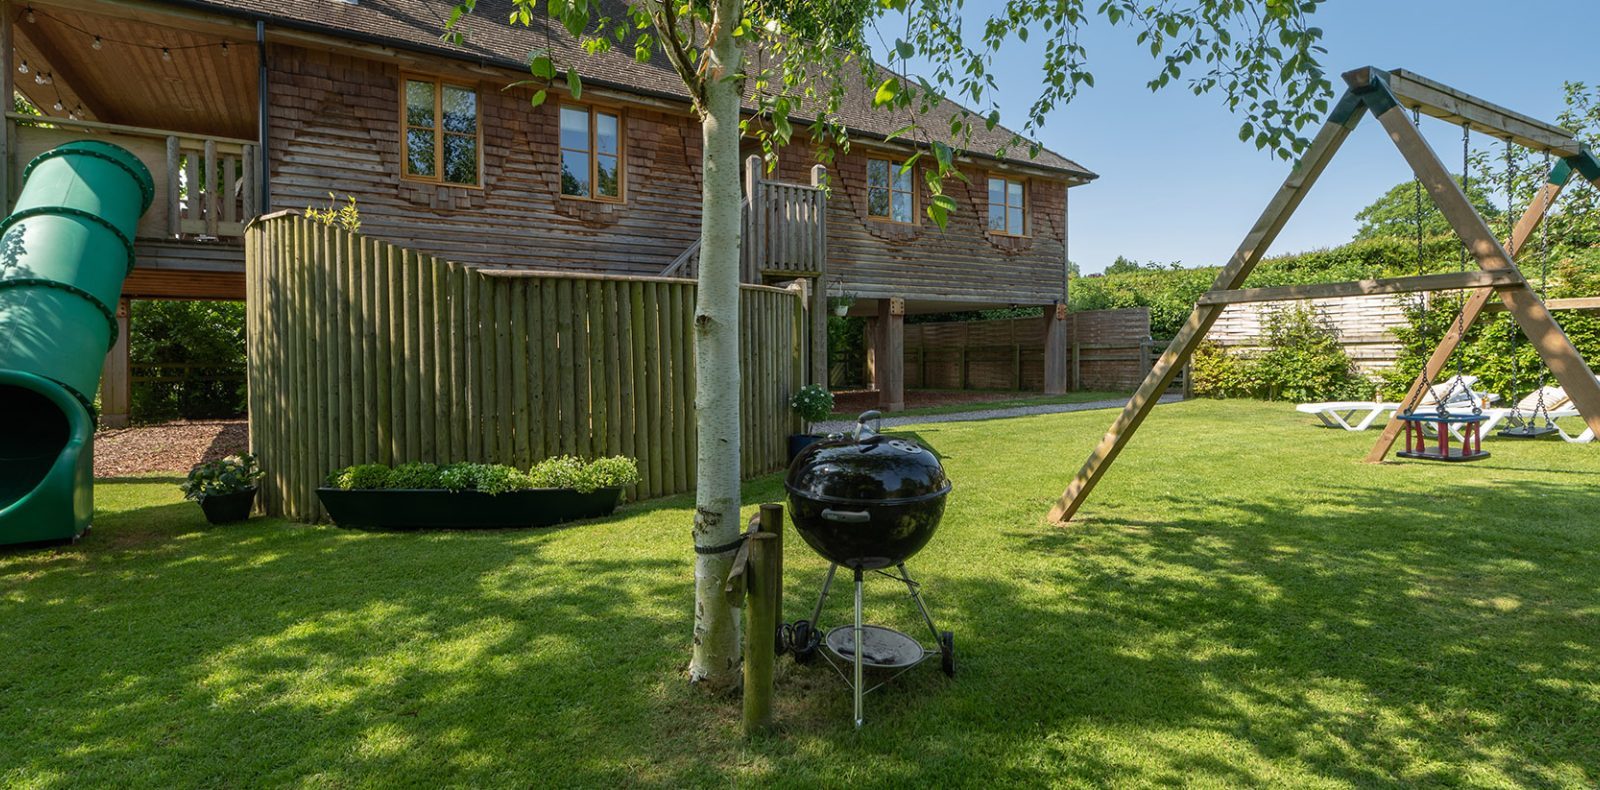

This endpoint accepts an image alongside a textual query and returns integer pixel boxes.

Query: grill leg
[810,563,838,625]
[897,562,942,644]
[853,567,865,729]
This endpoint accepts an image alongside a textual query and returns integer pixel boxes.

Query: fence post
[743,503,784,736]
[1071,341,1080,391]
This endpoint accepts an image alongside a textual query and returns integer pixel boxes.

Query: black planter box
[199,487,256,525]
[316,487,624,530]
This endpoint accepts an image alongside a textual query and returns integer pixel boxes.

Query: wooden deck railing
[9,114,258,240]
[661,157,827,282]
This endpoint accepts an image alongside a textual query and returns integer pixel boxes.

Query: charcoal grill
[784,411,954,727]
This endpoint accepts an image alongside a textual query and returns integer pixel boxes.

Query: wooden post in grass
[743,503,783,735]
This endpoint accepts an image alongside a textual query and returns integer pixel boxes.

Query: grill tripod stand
[788,562,954,728]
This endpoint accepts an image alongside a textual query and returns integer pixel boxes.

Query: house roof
[167,0,1097,181]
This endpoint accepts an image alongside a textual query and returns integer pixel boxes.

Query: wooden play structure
[1049,66,1600,524]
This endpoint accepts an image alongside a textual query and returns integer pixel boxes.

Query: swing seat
[1498,423,1560,439]
[1395,411,1490,462]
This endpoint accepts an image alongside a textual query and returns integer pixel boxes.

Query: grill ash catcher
[782,411,955,728]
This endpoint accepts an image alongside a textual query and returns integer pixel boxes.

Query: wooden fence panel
[245,214,804,521]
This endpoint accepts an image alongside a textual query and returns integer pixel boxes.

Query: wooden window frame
[987,174,1028,237]
[400,72,484,189]
[558,102,627,204]
[865,157,917,225]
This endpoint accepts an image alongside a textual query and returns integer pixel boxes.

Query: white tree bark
[687,1,745,691]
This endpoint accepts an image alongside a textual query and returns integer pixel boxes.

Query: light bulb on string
[92,36,103,50]
[41,72,52,85]
[51,100,62,112]
[33,73,43,85]
[24,7,34,23]
[17,60,28,74]
[161,48,172,62]
[221,42,229,57]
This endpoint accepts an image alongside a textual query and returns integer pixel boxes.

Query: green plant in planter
[181,454,262,500]
[790,384,834,426]
[576,456,641,492]
[328,464,393,490]
[386,462,443,490]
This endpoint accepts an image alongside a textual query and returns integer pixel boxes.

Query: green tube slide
[0,141,154,547]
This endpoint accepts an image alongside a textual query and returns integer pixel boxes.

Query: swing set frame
[1049,66,1600,525]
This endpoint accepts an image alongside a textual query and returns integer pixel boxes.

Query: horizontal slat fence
[247,213,805,522]
[903,308,1155,392]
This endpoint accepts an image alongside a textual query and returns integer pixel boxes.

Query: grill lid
[785,411,950,505]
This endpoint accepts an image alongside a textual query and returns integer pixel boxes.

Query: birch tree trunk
[687,1,745,690]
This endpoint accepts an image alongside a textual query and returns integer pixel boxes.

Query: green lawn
[3,400,1598,787]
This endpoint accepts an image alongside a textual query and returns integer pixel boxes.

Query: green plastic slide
[0,141,154,547]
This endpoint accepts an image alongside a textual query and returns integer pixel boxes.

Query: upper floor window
[867,158,915,223]
[988,176,1026,235]
[560,105,623,201]
[403,75,480,186]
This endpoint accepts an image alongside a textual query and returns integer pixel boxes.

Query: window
[988,176,1026,235]
[403,75,480,186]
[866,158,915,223]
[560,104,623,201]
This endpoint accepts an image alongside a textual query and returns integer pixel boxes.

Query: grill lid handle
[821,508,872,523]
[854,410,883,443]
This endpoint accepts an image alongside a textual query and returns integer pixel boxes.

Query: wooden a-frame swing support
[1048,66,1600,525]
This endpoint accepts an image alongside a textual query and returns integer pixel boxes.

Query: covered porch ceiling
[12,2,258,139]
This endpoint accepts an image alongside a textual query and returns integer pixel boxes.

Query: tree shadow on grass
[5,474,1598,786]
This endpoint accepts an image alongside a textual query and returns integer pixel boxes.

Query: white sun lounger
[1474,386,1571,436]
[1297,375,1487,432]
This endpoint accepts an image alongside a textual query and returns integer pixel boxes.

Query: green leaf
[529,54,556,80]
[566,67,582,100]
[895,39,915,61]
[530,89,548,108]
[873,77,900,108]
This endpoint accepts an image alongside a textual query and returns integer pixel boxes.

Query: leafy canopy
[446,0,1332,225]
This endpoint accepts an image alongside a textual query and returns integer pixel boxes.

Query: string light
[17,59,28,74]
[92,36,102,50]
[19,7,237,60]
[220,42,228,57]
[161,47,172,62]
[24,6,34,23]
[51,99,62,111]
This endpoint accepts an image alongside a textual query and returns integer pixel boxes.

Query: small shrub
[1253,305,1371,402]
[437,463,482,492]
[790,384,835,424]
[528,455,586,490]
[1189,341,1261,399]
[328,464,393,490]
[305,192,361,234]
[577,456,641,492]
[181,454,261,500]
[473,465,532,495]
[386,462,442,490]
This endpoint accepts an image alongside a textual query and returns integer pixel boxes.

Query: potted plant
[789,384,836,462]
[316,456,641,530]
[181,454,262,525]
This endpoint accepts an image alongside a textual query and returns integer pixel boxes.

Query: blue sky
[878,0,1594,274]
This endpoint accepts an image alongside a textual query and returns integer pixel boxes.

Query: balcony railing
[8,114,259,240]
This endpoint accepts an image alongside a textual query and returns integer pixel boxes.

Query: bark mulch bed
[94,419,248,478]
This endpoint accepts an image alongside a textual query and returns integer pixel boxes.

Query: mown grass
[3,400,1598,787]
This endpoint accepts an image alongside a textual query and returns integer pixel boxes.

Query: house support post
[101,298,131,429]
[878,298,904,412]
[1043,303,1069,395]
[809,164,829,386]
[864,316,878,391]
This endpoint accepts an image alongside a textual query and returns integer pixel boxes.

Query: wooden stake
[743,503,783,736]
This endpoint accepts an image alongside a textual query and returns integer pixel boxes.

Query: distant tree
[1104,256,1144,275]
[1352,178,1498,242]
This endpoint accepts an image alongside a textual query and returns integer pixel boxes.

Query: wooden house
[0,0,1095,422]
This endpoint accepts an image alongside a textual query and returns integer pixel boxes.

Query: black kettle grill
[784,411,954,727]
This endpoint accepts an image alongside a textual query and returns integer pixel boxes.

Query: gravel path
[94,419,248,478]
[815,394,1183,434]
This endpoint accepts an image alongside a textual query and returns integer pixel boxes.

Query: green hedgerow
[528,455,586,490]
[386,462,443,490]
[473,465,532,495]
[328,463,393,490]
